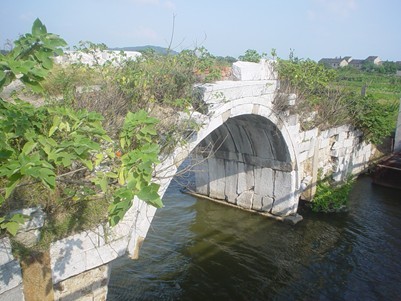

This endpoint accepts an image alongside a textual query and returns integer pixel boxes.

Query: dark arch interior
[197,115,292,171]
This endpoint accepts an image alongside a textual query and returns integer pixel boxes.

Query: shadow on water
[108,175,401,301]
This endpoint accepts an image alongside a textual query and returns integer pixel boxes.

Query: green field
[335,68,401,103]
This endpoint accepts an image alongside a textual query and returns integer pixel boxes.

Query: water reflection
[108,176,401,301]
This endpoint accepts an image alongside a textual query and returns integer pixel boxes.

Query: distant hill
[110,45,178,55]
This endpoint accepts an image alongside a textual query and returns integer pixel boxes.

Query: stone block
[0,238,23,299]
[237,162,251,194]
[286,114,299,127]
[232,60,276,81]
[272,171,297,216]
[298,151,309,163]
[50,224,129,284]
[254,167,274,197]
[319,137,330,149]
[252,194,263,211]
[328,127,338,137]
[331,148,346,158]
[12,207,45,247]
[303,128,318,141]
[53,264,110,301]
[0,260,23,296]
[283,214,303,225]
[231,103,254,117]
[343,139,353,148]
[320,130,329,139]
[307,139,316,158]
[338,131,348,142]
[0,238,14,266]
[208,158,226,200]
[299,140,311,153]
[262,196,274,212]
[224,161,238,203]
[194,159,209,195]
[331,141,340,150]
[0,284,24,301]
[236,191,253,209]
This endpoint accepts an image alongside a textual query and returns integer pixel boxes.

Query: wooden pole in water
[394,97,401,153]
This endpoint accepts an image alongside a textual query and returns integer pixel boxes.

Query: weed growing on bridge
[275,54,399,144]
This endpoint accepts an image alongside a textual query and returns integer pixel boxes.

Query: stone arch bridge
[1,60,376,300]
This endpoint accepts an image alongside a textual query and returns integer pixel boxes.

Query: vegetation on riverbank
[311,177,354,213]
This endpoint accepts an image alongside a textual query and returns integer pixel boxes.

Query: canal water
[107,175,401,301]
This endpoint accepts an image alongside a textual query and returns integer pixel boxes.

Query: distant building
[319,55,382,69]
[365,56,382,65]
[318,58,349,69]
[348,59,365,69]
[343,56,353,63]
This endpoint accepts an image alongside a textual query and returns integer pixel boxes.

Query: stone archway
[192,113,299,216]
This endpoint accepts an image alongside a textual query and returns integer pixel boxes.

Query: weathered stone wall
[297,125,374,200]
[0,238,24,301]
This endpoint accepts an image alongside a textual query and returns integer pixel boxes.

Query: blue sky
[1,0,400,61]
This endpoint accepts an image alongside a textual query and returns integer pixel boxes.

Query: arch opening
[190,114,298,216]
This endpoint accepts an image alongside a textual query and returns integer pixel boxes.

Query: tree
[239,49,263,63]
[0,19,162,237]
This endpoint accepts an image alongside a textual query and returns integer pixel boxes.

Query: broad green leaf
[99,175,108,192]
[120,137,127,150]
[20,75,43,93]
[105,172,118,179]
[137,183,162,208]
[32,18,47,36]
[81,159,93,171]
[5,221,20,236]
[5,174,21,198]
[38,168,56,189]
[94,153,104,167]
[43,36,67,49]
[48,124,58,137]
[61,153,74,167]
[118,169,125,185]
[0,150,13,160]
[10,213,25,224]
[22,141,37,155]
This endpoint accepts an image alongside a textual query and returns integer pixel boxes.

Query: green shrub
[0,19,162,240]
[347,95,398,145]
[311,178,354,213]
[239,49,264,63]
